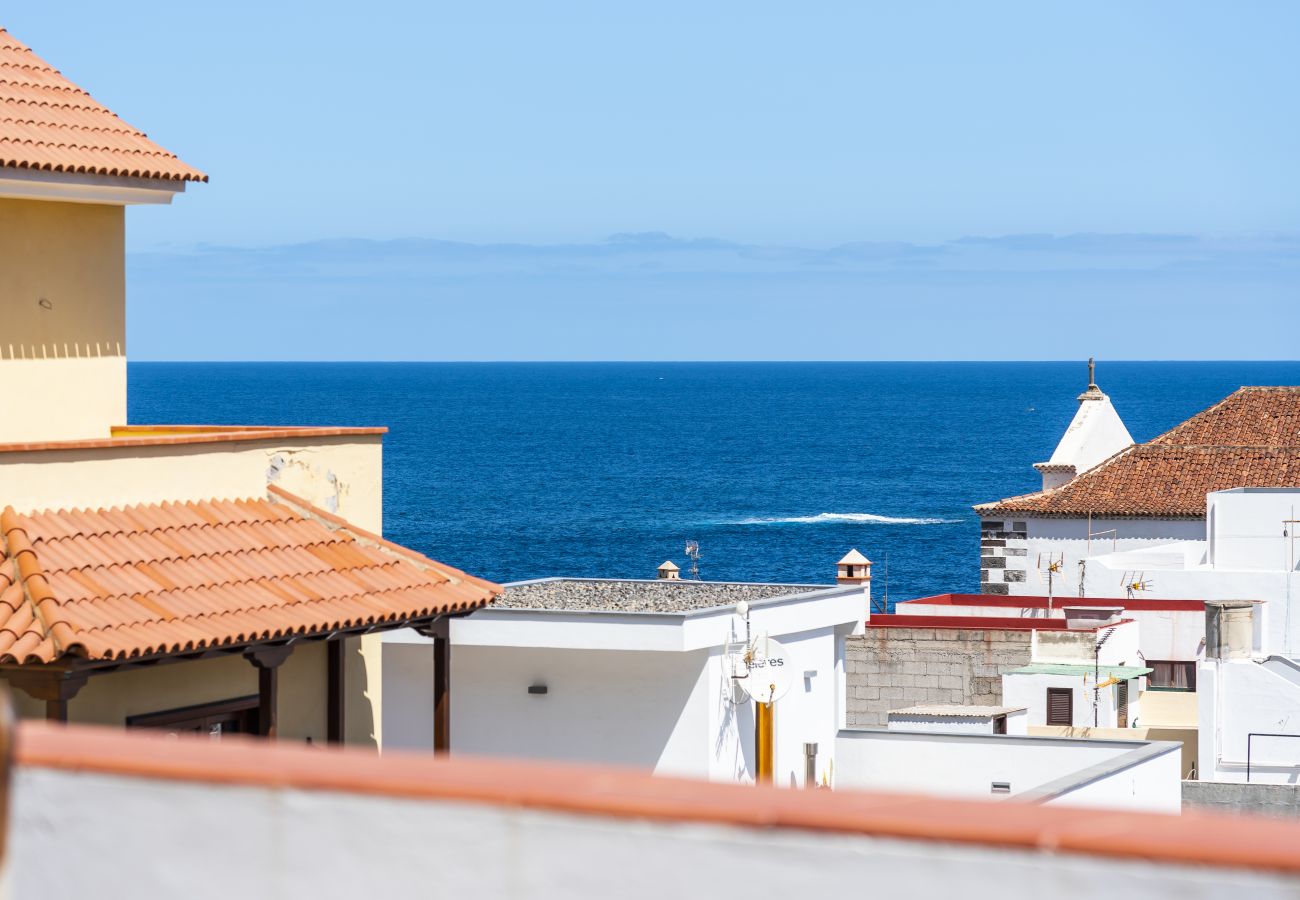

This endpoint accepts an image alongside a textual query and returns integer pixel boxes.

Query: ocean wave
[722,512,962,526]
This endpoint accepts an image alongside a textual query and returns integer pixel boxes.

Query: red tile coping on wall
[901,593,1206,612]
[15,720,1300,876]
[0,425,387,455]
[866,614,1135,631]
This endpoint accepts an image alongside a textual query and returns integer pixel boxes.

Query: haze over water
[132,361,1300,604]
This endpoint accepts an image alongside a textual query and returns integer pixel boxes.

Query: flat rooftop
[498,578,832,613]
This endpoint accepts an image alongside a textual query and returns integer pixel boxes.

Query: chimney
[657,560,680,580]
[1205,600,1255,660]
[837,549,872,586]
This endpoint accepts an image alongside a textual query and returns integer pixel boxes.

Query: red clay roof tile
[0,488,498,665]
[980,386,1300,518]
[0,27,206,183]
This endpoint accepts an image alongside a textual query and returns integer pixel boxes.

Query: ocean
[130,361,1300,604]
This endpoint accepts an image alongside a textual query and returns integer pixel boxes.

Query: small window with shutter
[1046,688,1073,726]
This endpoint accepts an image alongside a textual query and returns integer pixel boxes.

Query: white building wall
[759,625,841,788]
[450,645,712,776]
[1199,657,1300,784]
[1208,490,1300,571]
[436,624,843,787]
[1002,673,1139,729]
[834,730,1177,811]
[1040,748,1181,813]
[981,516,1204,597]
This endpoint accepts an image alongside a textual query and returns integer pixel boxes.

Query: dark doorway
[127,696,260,738]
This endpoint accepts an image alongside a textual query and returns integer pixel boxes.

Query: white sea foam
[724,512,961,526]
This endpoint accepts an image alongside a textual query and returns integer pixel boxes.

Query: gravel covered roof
[497,579,831,614]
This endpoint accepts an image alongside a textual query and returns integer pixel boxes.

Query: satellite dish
[745,636,793,704]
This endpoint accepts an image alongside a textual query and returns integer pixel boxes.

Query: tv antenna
[722,602,752,706]
[1037,552,1064,610]
[684,540,701,580]
[1121,571,1152,599]
[875,550,890,615]
[1092,625,1117,727]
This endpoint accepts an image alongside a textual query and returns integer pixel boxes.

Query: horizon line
[128,358,1300,365]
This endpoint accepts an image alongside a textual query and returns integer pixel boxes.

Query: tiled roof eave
[0,492,501,668]
[974,508,1208,521]
[0,591,495,669]
[0,27,207,183]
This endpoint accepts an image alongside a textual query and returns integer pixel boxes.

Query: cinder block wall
[846,627,1033,726]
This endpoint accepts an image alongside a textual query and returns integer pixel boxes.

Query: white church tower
[1033,358,1133,490]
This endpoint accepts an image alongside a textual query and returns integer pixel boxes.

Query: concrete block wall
[845,627,1034,726]
[980,518,1030,595]
[1183,782,1300,819]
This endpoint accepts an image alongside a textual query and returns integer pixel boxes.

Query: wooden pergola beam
[3,669,89,722]
[244,644,294,738]
[327,639,345,744]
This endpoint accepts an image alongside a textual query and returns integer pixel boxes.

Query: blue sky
[7,3,1299,359]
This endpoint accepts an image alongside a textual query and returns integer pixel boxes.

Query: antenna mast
[1037,553,1063,611]
[684,541,701,581]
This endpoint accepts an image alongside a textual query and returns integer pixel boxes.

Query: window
[993,714,1007,735]
[1146,660,1196,691]
[1116,680,1129,728]
[1046,688,1073,726]
[126,696,260,738]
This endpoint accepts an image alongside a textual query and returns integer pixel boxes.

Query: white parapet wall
[835,729,1182,812]
[1199,656,1300,783]
[8,723,1299,899]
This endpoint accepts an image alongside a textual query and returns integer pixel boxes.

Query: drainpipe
[803,742,818,787]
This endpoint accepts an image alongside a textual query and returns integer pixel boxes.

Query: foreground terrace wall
[846,627,1032,726]
[10,723,1300,899]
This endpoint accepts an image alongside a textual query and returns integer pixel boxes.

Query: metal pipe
[803,742,818,787]
[755,702,774,784]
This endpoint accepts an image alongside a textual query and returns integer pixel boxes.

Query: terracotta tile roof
[0,487,497,665]
[979,386,1300,518]
[0,27,206,183]
[1149,386,1300,447]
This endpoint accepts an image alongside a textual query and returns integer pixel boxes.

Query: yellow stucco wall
[3,641,330,743]
[0,435,383,527]
[0,197,125,442]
